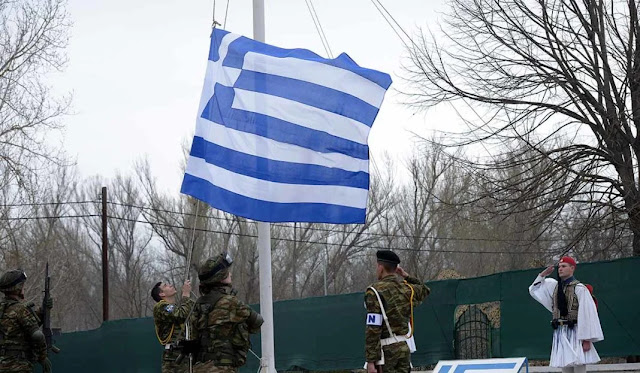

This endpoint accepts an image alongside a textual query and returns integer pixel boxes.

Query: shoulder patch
[366,313,383,326]
[164,304,175,313]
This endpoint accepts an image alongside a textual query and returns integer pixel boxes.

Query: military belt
[381,335,408,347]
[551,319,577,329]
[196,352,237,367]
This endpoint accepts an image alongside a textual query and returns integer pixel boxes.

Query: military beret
[376,250,400,265]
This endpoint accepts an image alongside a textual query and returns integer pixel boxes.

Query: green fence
[43,257,640,372]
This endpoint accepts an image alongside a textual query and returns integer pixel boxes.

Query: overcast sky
[51,0,454,194]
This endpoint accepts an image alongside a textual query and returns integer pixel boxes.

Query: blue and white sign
[433,357,529,373]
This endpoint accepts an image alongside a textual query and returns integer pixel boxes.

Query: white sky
[52,0,456,193]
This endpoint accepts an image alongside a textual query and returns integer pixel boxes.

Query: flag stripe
[185,157,369,208]
[208,28,231,62]
[182,173,366,223]
[233,89,370,144]
[189,136,370,188]
[195,117,369,173]
[220,36,392,90]
[234,70,379,126]
[242,52,388,108]
[201,85,370,159]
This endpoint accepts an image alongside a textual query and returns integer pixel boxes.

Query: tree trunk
[630,203,640,256]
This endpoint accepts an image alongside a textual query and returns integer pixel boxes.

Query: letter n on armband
[366,313,383,326]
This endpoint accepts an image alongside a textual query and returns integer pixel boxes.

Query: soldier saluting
[0,269,52,373]
[365,250,430,373]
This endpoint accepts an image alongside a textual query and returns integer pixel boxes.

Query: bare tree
[135,160,254,301]
[405,0,640,256]
[395,143,462,280]
[75,175,159,320]
[0,0,70,184]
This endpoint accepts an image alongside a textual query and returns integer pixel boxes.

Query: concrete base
[416,363,640,373]
[527,364,640,373]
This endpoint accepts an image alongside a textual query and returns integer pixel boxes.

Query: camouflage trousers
[378,342,411,373]
[0,357,33,373]
[192,361,238,373]
[161,351,190,373]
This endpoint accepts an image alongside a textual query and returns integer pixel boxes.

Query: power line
[105,214,553,255]
[0,200,98,208]
[2,200,630,245]
[0,210,627,254]
[105,200,629,244]
[2,199,630,244]
[0,214,100,221]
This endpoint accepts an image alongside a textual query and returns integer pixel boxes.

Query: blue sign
[433,357,529,373]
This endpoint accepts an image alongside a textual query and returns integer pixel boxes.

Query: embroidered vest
[552,280,579,321]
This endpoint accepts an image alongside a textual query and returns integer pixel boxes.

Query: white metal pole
[253,5,275,373]
[253,0,265,43]
[258,222,275,373]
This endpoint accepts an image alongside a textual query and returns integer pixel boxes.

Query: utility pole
[101,186,109,322]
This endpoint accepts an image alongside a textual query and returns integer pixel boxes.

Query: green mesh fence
[40,257,639,372]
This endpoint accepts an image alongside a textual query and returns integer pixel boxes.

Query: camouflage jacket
[153,298,195,352]
[0,297,47,362]
[190,285,263,367]
[364,274,430,361]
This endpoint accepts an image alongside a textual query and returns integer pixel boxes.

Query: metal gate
[454,305,491,359]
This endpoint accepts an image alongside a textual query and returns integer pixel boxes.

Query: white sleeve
[528,275,556,313]
[576,284,604,342]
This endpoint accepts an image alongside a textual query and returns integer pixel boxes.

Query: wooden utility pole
[101,187,109,322]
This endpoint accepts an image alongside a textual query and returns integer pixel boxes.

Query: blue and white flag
[181,28,392,223]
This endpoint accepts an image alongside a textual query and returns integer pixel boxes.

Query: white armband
[366,313,383,326]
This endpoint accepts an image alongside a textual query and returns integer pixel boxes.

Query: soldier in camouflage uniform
[152,279,195,373]
[365,250,430,373]
[190,252,264,373]
[0,270,52,373]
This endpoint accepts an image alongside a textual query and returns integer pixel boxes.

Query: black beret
[376,250,400,265]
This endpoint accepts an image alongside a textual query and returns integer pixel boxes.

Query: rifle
[42,263,60,354]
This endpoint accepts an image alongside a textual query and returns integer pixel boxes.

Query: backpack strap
[196,292,225,308]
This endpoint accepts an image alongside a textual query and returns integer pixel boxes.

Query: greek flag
[181,28,391,223]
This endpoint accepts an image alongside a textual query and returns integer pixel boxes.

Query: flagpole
[253,2,275,373]
[257,222,274,373]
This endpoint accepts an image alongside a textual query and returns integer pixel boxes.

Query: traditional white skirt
[550,326,600,367]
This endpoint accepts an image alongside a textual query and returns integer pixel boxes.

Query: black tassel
[556,272,568,317]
